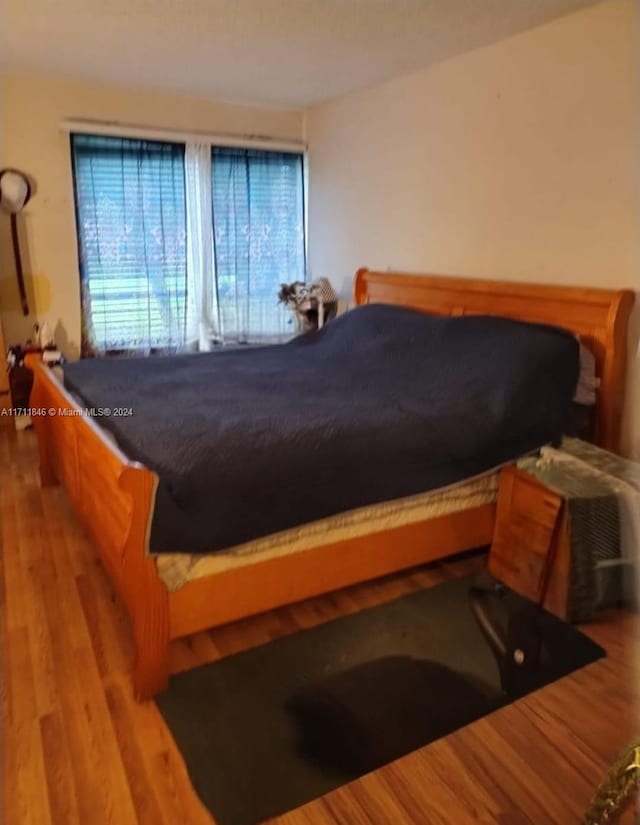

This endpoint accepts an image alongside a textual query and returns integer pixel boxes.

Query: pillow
[574,339,599,406]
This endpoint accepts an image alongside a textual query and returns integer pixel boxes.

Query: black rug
[157,574,605,825]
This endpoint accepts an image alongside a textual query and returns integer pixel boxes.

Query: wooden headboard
[354,268,635,453]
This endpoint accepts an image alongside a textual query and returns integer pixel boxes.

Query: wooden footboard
[27,357,170,699]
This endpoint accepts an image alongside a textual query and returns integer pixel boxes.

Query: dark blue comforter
[63,304,579,553]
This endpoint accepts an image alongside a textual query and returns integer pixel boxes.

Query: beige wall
[306,0,640,456]
[0,72,304,356]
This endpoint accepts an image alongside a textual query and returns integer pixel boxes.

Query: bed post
[25,356,58,487]
[132,561,170,700]
[119,466,170,700]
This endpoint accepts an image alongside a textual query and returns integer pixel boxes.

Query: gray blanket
[63,304,579,553]
[519,438,640,620]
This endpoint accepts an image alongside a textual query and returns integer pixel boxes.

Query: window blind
[212,147,306,343]
[71,135,306,354]
[71,134,187,353]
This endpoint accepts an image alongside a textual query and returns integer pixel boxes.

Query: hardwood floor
[1,427,638,825]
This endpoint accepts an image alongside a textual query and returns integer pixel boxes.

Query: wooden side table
[489,466,570,619]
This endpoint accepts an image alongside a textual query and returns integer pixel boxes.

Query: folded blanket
[519,437,640,619]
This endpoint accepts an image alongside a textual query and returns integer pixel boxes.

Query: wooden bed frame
[27,269,634,699]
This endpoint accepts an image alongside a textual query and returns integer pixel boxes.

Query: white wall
[306,0,640,456]
[0,72,304,357]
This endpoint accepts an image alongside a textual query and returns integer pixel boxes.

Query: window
[72,135,187,353]
[71,134,306,355]
[212,148,306,344]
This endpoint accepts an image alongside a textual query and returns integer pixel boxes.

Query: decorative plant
[278,279,337,333]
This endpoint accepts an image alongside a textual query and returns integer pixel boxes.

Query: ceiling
[1,0,602,108]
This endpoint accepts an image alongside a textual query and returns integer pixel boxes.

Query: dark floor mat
[157,574,605,825]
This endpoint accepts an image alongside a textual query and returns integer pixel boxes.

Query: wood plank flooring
[1,428,638,824]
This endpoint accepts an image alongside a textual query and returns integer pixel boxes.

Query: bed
[27,269,634,699]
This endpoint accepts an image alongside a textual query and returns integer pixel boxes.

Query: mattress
[155,469,501,591]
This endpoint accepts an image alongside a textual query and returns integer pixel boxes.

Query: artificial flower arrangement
[278,278,338,333]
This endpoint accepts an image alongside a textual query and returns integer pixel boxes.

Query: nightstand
[490,441,635,623]
[489,466,565,611]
